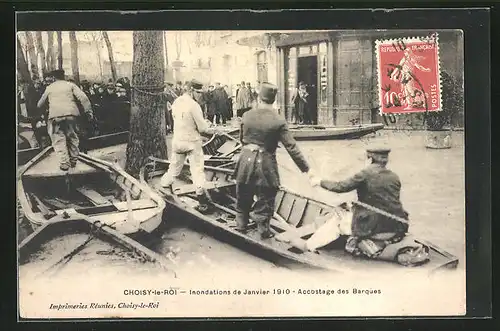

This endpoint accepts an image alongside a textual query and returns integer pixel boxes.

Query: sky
[17,31,266,64]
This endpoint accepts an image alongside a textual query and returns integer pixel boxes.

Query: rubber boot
[259,219,274,240]
[232,212,249,233]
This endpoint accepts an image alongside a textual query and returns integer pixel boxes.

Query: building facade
[236,30,464,127]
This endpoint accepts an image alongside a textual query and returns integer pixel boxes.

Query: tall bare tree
[35,31,47,75]
[68,31,80,83]
[56,31,63,69]
[46,31,56,71]
[84,32,103,81]
[125,31,168,177]
[24,32,38,77]
[101,31,117,82]
[17,37,45,146]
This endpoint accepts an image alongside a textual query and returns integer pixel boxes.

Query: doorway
[297,55,318,124]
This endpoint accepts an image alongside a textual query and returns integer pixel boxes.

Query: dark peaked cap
[259,82,278,102]
[189,79,204,92]
[366,148,391,155]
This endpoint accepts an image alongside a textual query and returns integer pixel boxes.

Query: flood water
[18,129,466,285]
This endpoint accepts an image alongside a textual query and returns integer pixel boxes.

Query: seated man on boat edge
[232,82,316,240]
[160,78,221,213]
[310,147,430,267]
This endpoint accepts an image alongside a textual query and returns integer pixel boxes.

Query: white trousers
[160,140,206,195]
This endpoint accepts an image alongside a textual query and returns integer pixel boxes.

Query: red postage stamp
[376,34,442,114]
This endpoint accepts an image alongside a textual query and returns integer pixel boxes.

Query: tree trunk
[46,31,56,71]
[24,32,38,78]
[56,31,63,69]
[17,37,44,146]
[163,31,168,66]
[69,31,80,83]
[102,31,117,82]
[35,31,47,76]
[125,31,168,177]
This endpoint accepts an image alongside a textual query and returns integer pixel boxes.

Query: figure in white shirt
[160,79,218,213]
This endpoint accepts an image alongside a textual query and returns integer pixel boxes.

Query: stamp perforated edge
[374,34,442,116]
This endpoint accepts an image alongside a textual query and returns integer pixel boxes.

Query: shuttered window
[335,38,373,109]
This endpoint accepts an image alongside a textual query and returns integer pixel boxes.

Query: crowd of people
[162,80,260,132]
[18,74,133,149]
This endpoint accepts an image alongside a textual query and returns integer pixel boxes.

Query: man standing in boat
[232,82,314,239]
[36,69,94,171]
[160,79,219,212]
[310,148,430,266]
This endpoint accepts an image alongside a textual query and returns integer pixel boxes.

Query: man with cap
[37,69,94,171]
[160,79,219,212]
[232,82,314,239]
[236,81,252,118]
[310,148,430,266]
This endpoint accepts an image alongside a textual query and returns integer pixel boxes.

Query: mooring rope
[352,200,410,225]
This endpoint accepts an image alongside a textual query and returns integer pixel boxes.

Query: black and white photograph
[15,9,482,319]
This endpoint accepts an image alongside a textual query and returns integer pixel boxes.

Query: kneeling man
[311,148,429,266]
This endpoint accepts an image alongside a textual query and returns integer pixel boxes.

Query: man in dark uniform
[311,148,430,266]
[233,82,314,239]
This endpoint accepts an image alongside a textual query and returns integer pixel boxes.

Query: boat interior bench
[173,181,235,196]
[55,199,157,216]
[216,141,240,157]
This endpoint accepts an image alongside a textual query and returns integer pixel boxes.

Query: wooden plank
[76,187,111,205]
[277,193,295,221]
[43,197,74,209]
[300,203,322,226]
[55,204,118,216]
[113,199,157,212]
[88,209,159,224]
[288,198,308,227]
[274,190,285,212]
[275,215,330,242]
[174,181,235,196]
[30,194,57,219]
[217,141,240,157]
[24,152,98,178]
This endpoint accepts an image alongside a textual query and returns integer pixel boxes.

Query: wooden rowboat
[140,158,459,274]
[201,132,241,168]
[18,147,166,235]
[221,123,385,141]
[18,131,130,166]
[19,213,173,280]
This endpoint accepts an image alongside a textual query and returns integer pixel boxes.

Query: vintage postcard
[16,10,472,319]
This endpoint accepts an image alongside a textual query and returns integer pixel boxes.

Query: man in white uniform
[160,79,217,212]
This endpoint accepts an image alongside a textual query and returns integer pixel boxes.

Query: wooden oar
[39,232,95,277]
[30,194,57,219]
